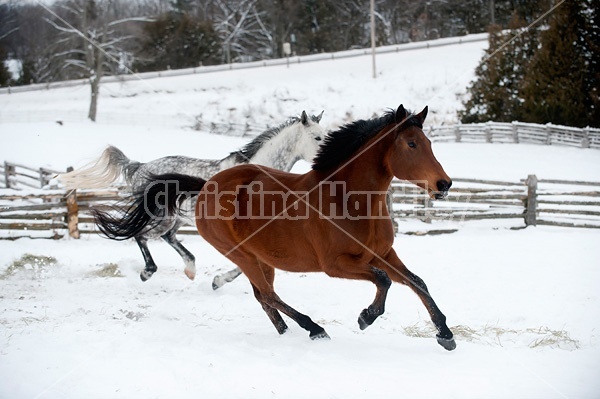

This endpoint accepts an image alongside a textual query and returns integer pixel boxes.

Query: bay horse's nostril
[437,179,452,192]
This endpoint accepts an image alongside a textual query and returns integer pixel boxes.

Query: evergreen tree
[136,12,221,71]
[459,16,538,123]
[520,0,600,127]
[0,46,11,86]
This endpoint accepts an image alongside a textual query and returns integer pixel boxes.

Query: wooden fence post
[525,174,537,227]
[582,127,590,149]
[4,161,13,188]
[422,196,432,224]
[454,125,462,143]
[66,190,80,239]
[65,167,80,239]
[485,123,492,143]
[38,168,46,188]
[386,186,399,234]
[512,122,519,143]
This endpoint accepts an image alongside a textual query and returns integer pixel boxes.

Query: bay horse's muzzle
[434,179,452,199]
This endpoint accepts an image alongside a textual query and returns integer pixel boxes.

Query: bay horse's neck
[321,126,396,192]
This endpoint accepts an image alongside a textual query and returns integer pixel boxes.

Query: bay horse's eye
[408,141,417,148]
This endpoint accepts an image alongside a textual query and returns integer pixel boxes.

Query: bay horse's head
[388,105,451,199]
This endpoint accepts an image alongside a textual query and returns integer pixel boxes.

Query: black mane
[312,108,422,171]
[231,114,320,163]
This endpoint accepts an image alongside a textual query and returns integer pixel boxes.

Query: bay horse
[93,105,456,350]
[60,111,325,282]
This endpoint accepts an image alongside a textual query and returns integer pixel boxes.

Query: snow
[3,59,22,82]
[1,37,600,398]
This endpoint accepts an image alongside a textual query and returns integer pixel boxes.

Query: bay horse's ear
[301,110,309,126]
[416,106,428,125]
[315,110,324,123]
[395,104,407,124]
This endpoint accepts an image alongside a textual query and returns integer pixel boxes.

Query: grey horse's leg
[136,236,158,281]
[161,227,196,280]
[212,267,243,290]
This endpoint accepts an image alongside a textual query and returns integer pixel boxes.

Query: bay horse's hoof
[436,335,457,351]
[310,330,330,340]
[140,270,154,282]
[358,308,377,330]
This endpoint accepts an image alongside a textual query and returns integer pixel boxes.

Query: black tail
[92,173,207,240]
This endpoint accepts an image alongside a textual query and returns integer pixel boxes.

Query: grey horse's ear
[395,104,407,124]
[315,110,324,123]
[301,110,309,126]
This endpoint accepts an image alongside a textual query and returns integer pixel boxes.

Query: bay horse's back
[194,163,316,268]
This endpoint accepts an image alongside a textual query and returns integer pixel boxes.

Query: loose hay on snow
[1,253,57,280]
[90,263,123,278]
[402,322,580,350]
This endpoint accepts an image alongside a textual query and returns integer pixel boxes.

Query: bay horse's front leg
[357,266,392,330]
[323,257,391,330]
[377,250,456,351]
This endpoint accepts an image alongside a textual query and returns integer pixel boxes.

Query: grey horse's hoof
[140,270,154,282]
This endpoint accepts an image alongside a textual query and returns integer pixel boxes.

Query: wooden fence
[0,161,65,190]
[390,177,600,230]
[1,176,599,239]
[428,122,600,149]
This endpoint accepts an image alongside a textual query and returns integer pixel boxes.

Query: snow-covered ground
[1,37,600,398]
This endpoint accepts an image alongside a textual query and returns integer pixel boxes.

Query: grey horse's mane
[230,114,321,163]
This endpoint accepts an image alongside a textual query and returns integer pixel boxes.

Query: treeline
[460,0,599,128]
[1,0,551,86]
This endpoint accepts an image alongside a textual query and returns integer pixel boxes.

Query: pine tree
[459,16,538,123]
[136,12,221,71]
[520,0,600,127]
[0,46,11,86]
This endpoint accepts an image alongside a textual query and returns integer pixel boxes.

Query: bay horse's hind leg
[135,236,158,281]
[263,291,329,340]
[249,264,287,334]
[161,227,196,280]
[250,282,288,334]
[255,261,329,340]
[377,250,456,351]
[236,255,328,340]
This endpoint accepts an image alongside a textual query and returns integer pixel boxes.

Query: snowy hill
[0,34,488,131]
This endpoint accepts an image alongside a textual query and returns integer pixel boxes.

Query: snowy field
[1,36,600,398]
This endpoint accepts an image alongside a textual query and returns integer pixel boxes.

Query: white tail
[57,146,134,190]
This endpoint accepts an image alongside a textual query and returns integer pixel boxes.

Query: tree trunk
[87,39,105,122]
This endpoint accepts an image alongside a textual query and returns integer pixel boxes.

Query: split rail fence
[2,119,599,238]
[1,176,599,240]
[428,121,600,148]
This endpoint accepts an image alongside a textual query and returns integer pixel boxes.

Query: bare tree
[211,0,273,62]
[47,0,151,121]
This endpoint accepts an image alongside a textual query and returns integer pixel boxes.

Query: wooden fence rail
[0,161,66,190]
[428,121,600,149]
[1,176,599,239]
